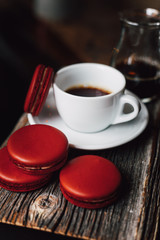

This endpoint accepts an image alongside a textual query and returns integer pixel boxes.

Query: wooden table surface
[0,1,160,240]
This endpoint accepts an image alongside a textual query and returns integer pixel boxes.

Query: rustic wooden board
[0,99,160,240]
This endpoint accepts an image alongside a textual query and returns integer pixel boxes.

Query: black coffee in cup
[66,86,111,97]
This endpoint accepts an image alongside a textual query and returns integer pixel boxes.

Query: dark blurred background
[0,0,159,146]
[0,0,160,239]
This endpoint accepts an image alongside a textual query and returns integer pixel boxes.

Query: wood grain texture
[0,100,160,240]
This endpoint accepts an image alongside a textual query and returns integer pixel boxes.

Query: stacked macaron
[0,124,68,192]
[0,63,68,192]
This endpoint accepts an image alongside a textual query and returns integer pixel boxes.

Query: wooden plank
[0,99,160,239]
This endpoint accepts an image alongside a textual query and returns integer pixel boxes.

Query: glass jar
[110,8,160,103]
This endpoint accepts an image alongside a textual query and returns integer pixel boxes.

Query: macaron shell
[0,147,51,192]
[7,125,68,172]
[60,155,121,202]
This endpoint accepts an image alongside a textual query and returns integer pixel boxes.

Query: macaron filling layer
[11,152,68,175]
[0,174,51,192]
[60,183,120,203]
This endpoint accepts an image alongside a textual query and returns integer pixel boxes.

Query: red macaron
[59,155,122,209]
[0,147,52,192]
[24,64,54,116]
[7,124,68,175]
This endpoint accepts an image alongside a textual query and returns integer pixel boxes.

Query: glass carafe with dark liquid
[110,8,160,103]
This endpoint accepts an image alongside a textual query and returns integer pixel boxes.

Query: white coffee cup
[53,63,140,133]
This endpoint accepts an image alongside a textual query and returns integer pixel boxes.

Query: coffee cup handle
[112,94,140,125]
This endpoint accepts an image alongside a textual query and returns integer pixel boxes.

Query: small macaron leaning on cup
[24,64,54,116]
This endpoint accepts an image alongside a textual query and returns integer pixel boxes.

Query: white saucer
[28,88,149,150]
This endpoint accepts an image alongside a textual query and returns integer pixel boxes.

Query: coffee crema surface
[66,86,111,97]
